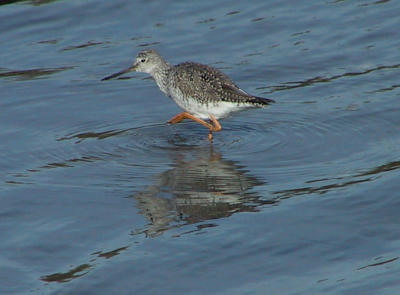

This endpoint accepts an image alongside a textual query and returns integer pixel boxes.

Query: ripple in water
[6,106,399,188]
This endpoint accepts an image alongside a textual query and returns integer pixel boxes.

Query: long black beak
[101,64,137,81]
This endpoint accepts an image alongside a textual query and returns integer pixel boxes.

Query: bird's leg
[207,115,222,141]
[168,112,213,128]
[168,112,189,124]
[209,115,222,132]
[168,112,222,141]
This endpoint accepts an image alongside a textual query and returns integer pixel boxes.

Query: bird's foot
[208,131,213,142]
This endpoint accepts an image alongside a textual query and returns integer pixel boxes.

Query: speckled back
[168,62,268,105]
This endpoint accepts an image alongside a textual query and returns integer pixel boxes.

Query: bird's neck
[151,61,172,96]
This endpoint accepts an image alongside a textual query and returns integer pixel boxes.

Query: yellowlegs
[102,49,274,140]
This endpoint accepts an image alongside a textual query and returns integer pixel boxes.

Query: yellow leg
[168,112,211,128]
[208,115,222,141]
[168,112,191,124]
[168,112,222,141]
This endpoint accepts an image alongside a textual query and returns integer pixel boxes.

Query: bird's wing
[171,62,274,105]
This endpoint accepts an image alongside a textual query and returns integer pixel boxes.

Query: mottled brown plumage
[169,62,274,107]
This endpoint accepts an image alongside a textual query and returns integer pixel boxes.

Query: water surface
[1,0,400,294]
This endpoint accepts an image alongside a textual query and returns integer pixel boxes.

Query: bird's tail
[252,96,275,105]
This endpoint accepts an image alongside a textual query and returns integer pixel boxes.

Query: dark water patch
[41,264,91,283]
[243,51,263,57]
[57,122,180,146]
[5,180,30,185]
[225,10,240,16]
[36,155,101,170]
[357,160,400,176]
[196,18,216,24]
[61,41,106,51]
[58,128,131,143]
[0,66,72,81]
[172,223,218,238]
[257,63,400,94]
[40,245,131,285]
[40,242,132,286]
[95,246,129,259]
[273,174,373,199]
[40,162,72,169]
[367,83,400,93]
[137,41,160,48]
[359,0,392,7]
[357,256,398,270]
[0,0,58,5]
[37,39,59,44]
[4,156,102,186]
[251,17,265,22]
[292,30,311,37]
[131,35,151,41]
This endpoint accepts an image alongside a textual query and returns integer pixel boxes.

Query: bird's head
[131,49,164,74]
[102,49,164,81]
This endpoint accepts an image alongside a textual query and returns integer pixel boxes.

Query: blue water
[1,0,400,294]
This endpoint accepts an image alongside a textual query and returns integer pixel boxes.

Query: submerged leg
[207,115,222,141]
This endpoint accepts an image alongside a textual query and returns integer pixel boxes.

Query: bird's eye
[141,58,146,63]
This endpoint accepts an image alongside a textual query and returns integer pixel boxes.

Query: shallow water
[1,0,400,294]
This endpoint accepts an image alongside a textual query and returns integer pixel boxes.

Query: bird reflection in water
[132,147,273,237]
